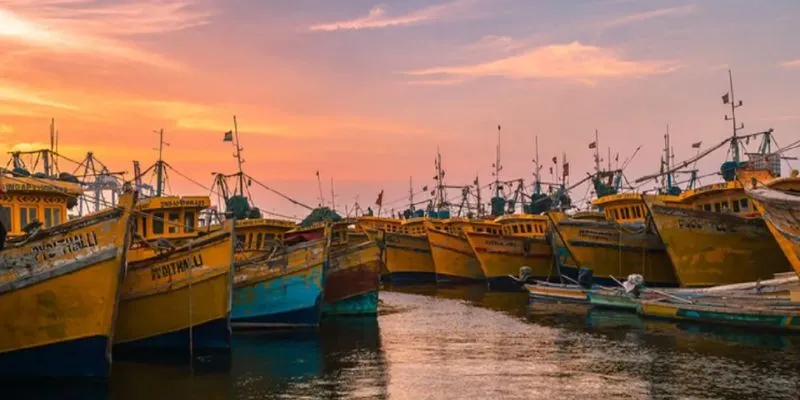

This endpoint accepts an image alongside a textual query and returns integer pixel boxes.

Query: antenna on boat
[533,135,542,195]
[330,176,336,211]
[593,129,601,173]
[474,174,482,216]
[315,170,325,207]
[408,176,414,212]
[723,69,744,163]
[434,146,446,211]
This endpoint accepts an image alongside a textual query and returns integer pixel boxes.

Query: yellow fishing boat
[465,214,554,290]
[114,195,235,352]
[0,172,136,378]
[548,192,680,287]
[362,216,439,283]
[745,170,800,278]
[425,218,496,283]
[644,169,791,287]
[324,219,381,316]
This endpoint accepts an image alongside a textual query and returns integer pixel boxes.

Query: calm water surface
[12,284,800,399]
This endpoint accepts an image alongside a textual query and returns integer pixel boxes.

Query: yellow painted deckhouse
[465,214,555,289]
[359,216,439,283]
[0,174,82,238]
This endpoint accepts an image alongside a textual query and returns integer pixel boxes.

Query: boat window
[703,204,711,212]
[732,199,741,213]
[265,233,275,241]
[721,201,729,212]
[622,208,629,219]
[714,203,721,213]
[512,225,519,234]
[44,208,53,228]
[53,208,61,226]
[256,233,263,249]
[168,212,180,233]
[236,234,246,248]
[740,198,749,209]
[696,205,703,210]
[0,205,11,231]
[633,207,641,219]
[526,224,532,233]
[19,206,35,228]
[153,212,164,234]
[184,211,196,233]
[476,227,484,233]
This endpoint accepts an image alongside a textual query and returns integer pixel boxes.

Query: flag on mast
[375,190,384,207]
[691,141,702,148]
[223,130,233,142]
[722,93,730,104]
[588,141,597,149]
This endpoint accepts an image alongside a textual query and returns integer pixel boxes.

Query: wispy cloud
[465,34,526,53]
[0,82,78,110]
[779,59,800,70]
[309,0,480,32]
[0,124,13,134]
[0,0,212,68]
[601,4,697,29]
[405,41,680,85]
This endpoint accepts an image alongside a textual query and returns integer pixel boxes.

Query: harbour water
[13,285,800,399]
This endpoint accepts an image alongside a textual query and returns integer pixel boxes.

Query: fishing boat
[466,214,554,290]
[548,130,681,287]
[524,282,592,303]
[426,217,496,283]
[0,168,136,377]
[637,296,800,333]
[111,133,235,353]
[745,170,800,278]
[639,73,793,287]
[323,219,381,316]
[365,216,438,284]
[231,223,329,328]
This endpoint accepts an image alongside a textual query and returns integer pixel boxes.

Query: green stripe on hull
[322,291,378,317]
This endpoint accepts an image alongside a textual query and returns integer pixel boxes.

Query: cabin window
[632,207,640,219]
[140,217,147,236]
[721,201,729,212]
[256,233,263,249]
[703,204,711,212]
[613,209,620,220]
[512,225,519,234]
[740,198,749,209]
[524,224,531,233]
[153,212,165,234]
[236,235,246,249]
[248,233,254,248]
[168,212,180,233]
[732,200,741,213]
[19,206,36,229]
[713,203,721,213]
[184,211,196,233]
[696,205,703,210]
[476,227,484,233]
[44,207,61,228]
[0,205,11,231]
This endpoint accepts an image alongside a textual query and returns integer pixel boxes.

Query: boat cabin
[357,216,402,233]
[134,196,210,242]
[0,175,82,238]
[494,215,548,237]
[592,193,651,224]
[442,218,500,236]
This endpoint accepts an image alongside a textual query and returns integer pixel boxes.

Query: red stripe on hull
[324,263,380,304]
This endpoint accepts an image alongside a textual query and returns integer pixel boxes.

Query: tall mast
[475,175,482,216]
[232,115,245,196]
[434,147,446,210]
[155,128,168,197]
[724,69,744,163]
[533,135,541,194]
[494,125,502,198]
[408,176,414,211]
[664,124,671,191]
[594,129,601,173]
[330,177,336,211]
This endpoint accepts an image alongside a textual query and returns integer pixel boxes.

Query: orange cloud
[0,1,212,69]
[600,5,698,29]
[405,41,681,85]
[0,123,12,133]
[780,59,800,70]
[0,82,78,110]
[309,0,480,31]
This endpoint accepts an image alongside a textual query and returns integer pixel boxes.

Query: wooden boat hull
[587,291,639,311]
[0,193,135,378]
[425,224,484,283]
[323,240,380,316]
[375,230,436,284]
[638,300,800,332]
[645,201,791,287]
[747,186,800,279]
[548,212,679,287]
[231,237,327,328]
[114,228,234,352]
[466,231,553,290]
[525,283,589,303]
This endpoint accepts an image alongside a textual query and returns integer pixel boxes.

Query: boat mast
[494,125,502,199]
[724,69,744,163]
[330,177,336,212]
[434,147,446,211]
[475,175,482,216]
[533,135,541,195]
[232,115,245,196]
[408,176,414,212]
[594,129,601,173]
[155,128,169,197]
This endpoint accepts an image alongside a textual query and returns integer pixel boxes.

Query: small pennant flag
[375,190,384,207]
[223,130,233,142]
[422,185,428,191]
[497,125,501,131]
[691,141,702,148]
[551,156,557,164]
[722,93,730,104]
[588,141,597,149]
[563,162,570,177]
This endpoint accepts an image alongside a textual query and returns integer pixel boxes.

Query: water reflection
[8,284,800,399]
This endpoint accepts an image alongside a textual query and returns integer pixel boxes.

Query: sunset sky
[1,0,799,219]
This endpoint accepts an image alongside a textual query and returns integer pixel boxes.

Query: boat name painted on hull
[28,231,99,263]
[677,218,731,233]
[150,255,204,281]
